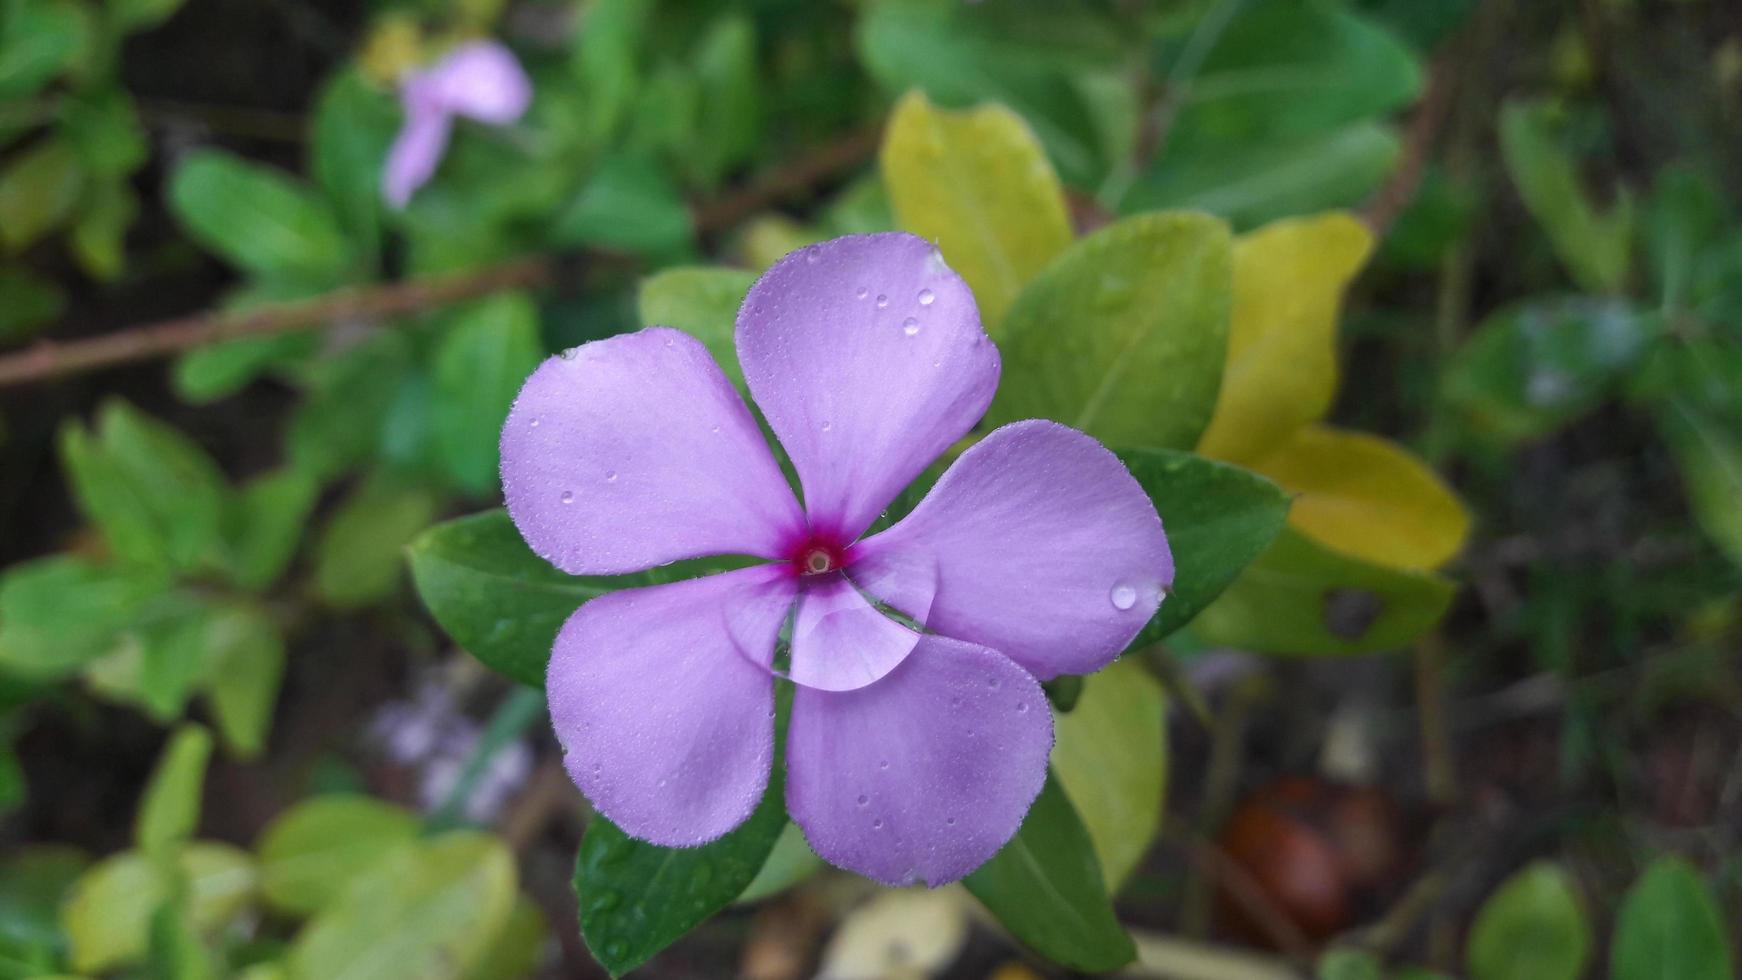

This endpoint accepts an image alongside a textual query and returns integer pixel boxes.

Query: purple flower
[501,234,1173,886]
[382,40,532,209]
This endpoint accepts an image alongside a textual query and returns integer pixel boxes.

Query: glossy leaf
[575,746,788,975]
[1251,426,1469,570]
[290,832,516,980]
[963,772,1135,972]
[986,211,1232,450]
[58,399,228,572]
[314,473,438,608]
[1442,297,1655,444]
[62,845,255,975]
[881,90,1072,329]
[134,725,212,856]
[432,293,544,495]
[1197,212,1374,464]
[1611,857,1735,980]
[1119,448,1291,641]
[168,150,352,281]
[1499,99,1633,294]
[408,510,742,687]
[1193,526,1456,656]
[637,266,756,388]
[1123,122,1400,230]
[256,795,421,915]
[1052,658,1166,890]
[1466,862,1590,980]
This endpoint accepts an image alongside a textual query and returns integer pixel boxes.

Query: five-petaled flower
[501,233,1173,886]
[383,40,531,209]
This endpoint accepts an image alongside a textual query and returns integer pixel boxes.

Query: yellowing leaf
[1252,426,1469,570]
[881,90,1072,329]
[1052,658,1166,890]
[62,844,255,974]
[1196,213,1373,464]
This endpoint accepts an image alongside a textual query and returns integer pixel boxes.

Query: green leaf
[60,89,147,179]
[575,752,789,975]
[549,154,693,257]
[857,0,1131,186]
[637,267,755,389]
[963,771,1135,972]
[1119,449,1291,641]
[1611,857,1735,980]
[134,725,212,857]
[61,844,255,975]
[199,606,285,757]
[167,150,352,281]
[287,334,411,480]
[880,90,1072,329]
[59,399,229,572]
[687,14,761,188]
[734,822,822,905]
[1657,398,1742,568]
[1498,99,1633,294]
[408,510,742,687]
[310,70,397,270]
[1466,862,1590,980]
[1051,658,1165,891]
[313,472,439,608]
[0,555,168,679]
[108,0,189,33]
[1192,526,1456,656]
[0,137,84,251]
[0,1,85,98]
[1317,948,1383,980]
[462,897,548,980]
[83,594,233,721]
[432,293,544,496]
[219,468,320,591]
[0,846,89,952]
[1442,297,1655,444]
[1123,122,1400,231]
[985,211,1232,450]
[0,266,65,344]
[289,832,516,980]
[1641,166,1728,312]
[256,795,420,915]
[69,179,138,281]
[567,0,656,146]
[1163,0,1421,146]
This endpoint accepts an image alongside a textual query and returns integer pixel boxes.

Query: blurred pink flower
[383,40,531,209]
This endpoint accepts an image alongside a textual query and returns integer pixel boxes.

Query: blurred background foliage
[0,0,1739,977]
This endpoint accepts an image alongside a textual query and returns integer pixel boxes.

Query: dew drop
[856,794,869,807]
[1016,702,1029,713]
[821,420,832,432]
[529,417,540,428]
[872,818,884,829]
[949,697,963,709]
[805,251,820,265]
[987,676,1000,689]
[855,286,869,299]
[710,424,721,434]
[946,817,956,826]
[591,763,602,773]
[918,288,935,306]
[606,941,629,961]
[1110,583,1139,610]
[606,471,619,483]
[902,317,920,336]
[560,490,575,505]
[875,294,889,309]
[593,890,621,912]
[879,759,890,770]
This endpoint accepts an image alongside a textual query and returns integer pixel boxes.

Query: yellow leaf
[880,90,1072,330]
[1052,658,1166,890]
[1252,426,1470,570]
[1196,213,1373,464]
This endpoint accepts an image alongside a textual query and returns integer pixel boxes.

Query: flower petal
[785,635,1052,886]
[788,575,921,692]
[736,233,1000,541]
[414,41,532,124]
[502,328,806,575]
[548,565,797,846]
[854,420,1173,680]
[382,108,451,209]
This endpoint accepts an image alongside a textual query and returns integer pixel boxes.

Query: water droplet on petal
[805,251,819,265]
[529,417,540,428]
[821,420,832,432]
[902,317,920,336]
[855,286,869,299]
[879,759,890,770]
[560,490,575,504]
[710,424,721,434]
[875,294,889,309]
[987,676,1000,689]
[856,794,869,806]
[1016,702,1029,713]
[1110,583,1138,610]
[605,471,619,483]
[918,288,935,306]
[945,816,956,826]
[872,818,884,829]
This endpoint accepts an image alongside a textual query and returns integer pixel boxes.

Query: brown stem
[0,127,881,389]
[1361,51,1458,239]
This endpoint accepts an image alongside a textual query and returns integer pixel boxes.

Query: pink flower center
[788,533,849,577]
